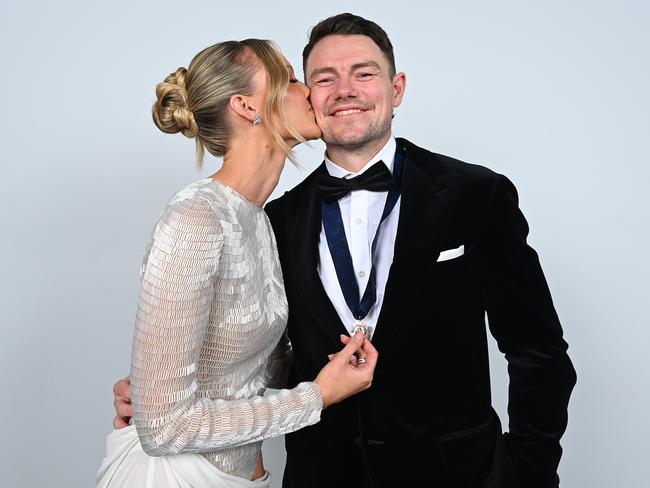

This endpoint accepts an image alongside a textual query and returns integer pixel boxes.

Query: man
[115,13,576,488]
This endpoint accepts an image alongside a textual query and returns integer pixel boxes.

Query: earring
[252,113,262,126]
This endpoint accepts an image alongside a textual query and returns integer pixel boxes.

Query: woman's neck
[211,135,288,207]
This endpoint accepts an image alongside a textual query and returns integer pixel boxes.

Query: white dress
[97,179,323,487]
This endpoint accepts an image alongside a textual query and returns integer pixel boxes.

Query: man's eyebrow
[308,67,337,79]
[308,61,383,80]
[350,61,382,72]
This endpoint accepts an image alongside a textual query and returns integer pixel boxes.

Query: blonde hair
[152,39,303,167]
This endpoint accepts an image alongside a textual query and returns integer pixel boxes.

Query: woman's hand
[314,331,378,408]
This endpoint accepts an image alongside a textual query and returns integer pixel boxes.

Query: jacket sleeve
[481,175,577,488]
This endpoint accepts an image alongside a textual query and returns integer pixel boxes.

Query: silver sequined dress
[128,178,322,480]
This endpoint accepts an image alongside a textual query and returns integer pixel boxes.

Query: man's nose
[334,76,357,100]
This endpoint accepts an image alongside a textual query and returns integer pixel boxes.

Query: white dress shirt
[317,136,400,336]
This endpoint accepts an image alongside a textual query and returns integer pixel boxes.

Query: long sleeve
[482,175,577,488]
[265,327,293,390]
[130,194,322,457]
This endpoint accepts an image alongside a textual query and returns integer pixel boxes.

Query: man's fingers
[115,398,133,418]
[113,415,129,429]
[113,376,131,398]
[112,396,132,429]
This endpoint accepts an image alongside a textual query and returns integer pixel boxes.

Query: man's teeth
[334,109,362,116]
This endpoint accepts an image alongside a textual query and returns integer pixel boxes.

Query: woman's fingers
[329,332,377,369]
[339,333,376,366]
[328,352,357,364]
[360,335,377,358]
[316,331,379,407]
[333,332,365,364]
[356,337,378,370]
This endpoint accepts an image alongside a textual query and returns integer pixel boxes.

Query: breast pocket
[430,243,480,299]
[436,244,467,263]
[434,243,476,268]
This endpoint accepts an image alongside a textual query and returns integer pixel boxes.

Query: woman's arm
[130,195,322,456]
[265,327,293,390]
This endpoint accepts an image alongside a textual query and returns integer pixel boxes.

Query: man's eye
[314,78,334,85]
[357,72,375,79]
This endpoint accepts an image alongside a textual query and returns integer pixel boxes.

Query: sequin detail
[130,178,322,479]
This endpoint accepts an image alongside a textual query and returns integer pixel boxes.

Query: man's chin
[321,131,370,147]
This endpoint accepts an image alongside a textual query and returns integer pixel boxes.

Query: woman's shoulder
[161,178,233,226]
[140,179,227,277]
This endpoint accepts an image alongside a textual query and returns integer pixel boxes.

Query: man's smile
[329,104,370,117]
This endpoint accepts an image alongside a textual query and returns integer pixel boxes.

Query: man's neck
[325,133,392,173]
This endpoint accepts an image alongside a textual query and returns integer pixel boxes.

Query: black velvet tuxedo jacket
[265,138,576,488]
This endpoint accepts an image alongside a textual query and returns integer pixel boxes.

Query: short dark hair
[302,13,396,78]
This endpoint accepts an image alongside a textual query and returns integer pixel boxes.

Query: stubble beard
[320,114,392,154]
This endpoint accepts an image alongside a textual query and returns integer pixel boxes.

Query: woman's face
[280,62,321,144]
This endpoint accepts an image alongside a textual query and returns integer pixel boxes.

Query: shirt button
[358,271,366,278]
[355,218,363,225]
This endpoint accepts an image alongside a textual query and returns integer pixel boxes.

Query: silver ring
[357,357,367,364]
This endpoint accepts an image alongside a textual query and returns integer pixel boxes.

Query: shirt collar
[324,136,396,179]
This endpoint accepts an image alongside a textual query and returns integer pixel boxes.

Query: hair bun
[152,67,199,138]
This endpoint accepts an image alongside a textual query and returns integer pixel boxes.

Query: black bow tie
[318,162,392,203]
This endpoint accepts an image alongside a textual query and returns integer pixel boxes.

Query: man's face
[305,35,405,151]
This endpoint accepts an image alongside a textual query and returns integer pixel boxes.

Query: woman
[96,39,377,488]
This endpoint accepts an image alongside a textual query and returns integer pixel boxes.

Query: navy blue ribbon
[320,144,404,320]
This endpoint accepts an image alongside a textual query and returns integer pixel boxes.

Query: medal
[351,321,374,340]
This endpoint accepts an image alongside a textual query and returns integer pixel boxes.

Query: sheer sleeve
[265,327,293,390]
[130,195,322,457]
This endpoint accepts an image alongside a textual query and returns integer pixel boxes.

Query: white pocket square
[436,244,465,262]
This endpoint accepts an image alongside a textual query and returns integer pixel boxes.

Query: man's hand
[112,375,132,429]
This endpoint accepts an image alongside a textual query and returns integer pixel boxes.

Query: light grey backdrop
[1,1,648,486]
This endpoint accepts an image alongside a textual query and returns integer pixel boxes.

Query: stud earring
[252,113,262,126]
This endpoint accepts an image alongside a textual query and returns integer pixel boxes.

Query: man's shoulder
[399,137,501,183]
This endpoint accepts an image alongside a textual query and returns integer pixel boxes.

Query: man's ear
[229,94,258,124]
[392,72,406,108]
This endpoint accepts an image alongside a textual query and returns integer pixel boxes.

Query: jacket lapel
[290,164,349,346]
[373,139,459,345]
